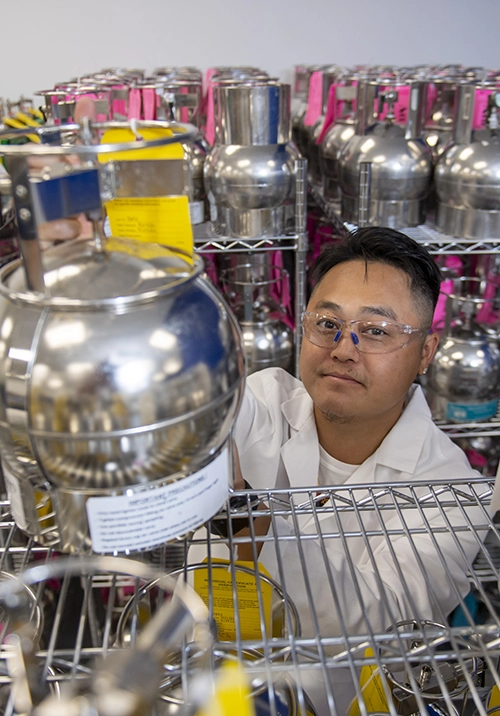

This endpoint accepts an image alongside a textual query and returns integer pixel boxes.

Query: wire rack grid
[0,477,497,715]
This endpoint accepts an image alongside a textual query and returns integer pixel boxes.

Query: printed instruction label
[105,196,194,257]
[3,465,28,532]
[194,559,273,641]
[348,647,391,716]
[86,449,229,553]
[446,399,498,422]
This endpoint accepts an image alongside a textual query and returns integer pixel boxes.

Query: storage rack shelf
[308,184,500,255]
[438,421,500,439]
[0,477,497,716]
[194,159,309,376]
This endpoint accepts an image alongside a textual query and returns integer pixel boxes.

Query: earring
[421,367,428,375]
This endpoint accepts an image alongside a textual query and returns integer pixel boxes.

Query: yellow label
[197,661,255,716]
[105,197,193,257]
[194,559,273,642]
[488,685,500,716]
[98,127,184,162]
[105,237,187,260]
[100,126,193,257]
[348,648,391,716]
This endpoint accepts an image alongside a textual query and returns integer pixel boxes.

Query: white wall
[1,0,499,102]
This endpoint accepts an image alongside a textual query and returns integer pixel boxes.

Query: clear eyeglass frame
[301,311,428,355]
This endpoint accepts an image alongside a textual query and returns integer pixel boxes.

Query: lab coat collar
[373,384,431,474]
[279,383,431,488]
[281,391,320,488]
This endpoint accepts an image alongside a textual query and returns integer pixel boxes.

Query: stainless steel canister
[0,239,245,554]
[338,79,433,228]
[435,82,500,239]
[204,82,298,238]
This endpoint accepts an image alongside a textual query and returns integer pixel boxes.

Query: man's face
[300,260,437,426]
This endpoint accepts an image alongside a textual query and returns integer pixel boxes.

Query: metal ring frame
[0,120,199,156]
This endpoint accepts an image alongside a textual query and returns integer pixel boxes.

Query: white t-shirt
[318,445,359,485]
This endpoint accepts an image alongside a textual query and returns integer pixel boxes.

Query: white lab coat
[233,367,490,643]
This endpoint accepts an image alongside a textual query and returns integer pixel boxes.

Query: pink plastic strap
[128,88,142,120]
[304,71,323,127]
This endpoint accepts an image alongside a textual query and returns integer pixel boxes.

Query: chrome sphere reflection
[0,238,245,551]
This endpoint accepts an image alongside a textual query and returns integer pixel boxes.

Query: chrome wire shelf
[0,478,498,715]
[438,420,500,439]
[193,222,301,253]
[308,184,500,255]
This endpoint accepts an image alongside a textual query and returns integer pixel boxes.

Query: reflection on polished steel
[0,238,245,552]
[423,72,460,161]
[156,75,208,224]
[339,79,433,228]
[435,82,500,239]
[220,254,294,374]
[426,278,500,422]
[204,82,298,238]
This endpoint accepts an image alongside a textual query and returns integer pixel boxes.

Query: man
[232,227,489,649]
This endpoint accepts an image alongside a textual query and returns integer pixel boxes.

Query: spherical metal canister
[0,238,245,553]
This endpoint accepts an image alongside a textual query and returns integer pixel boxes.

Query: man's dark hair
[310,227,442,325]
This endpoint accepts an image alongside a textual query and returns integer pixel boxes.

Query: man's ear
[419,332,440,374]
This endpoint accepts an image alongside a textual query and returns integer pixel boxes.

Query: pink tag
[128,88,142,120]
[317,84,338,144]
[473,88,492,129]
[205,83,215,145]
[304,71,323,127]
[179,85,189,123]
[142,88,157,120]
[394,85,410,125]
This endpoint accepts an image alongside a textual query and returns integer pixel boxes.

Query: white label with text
[86,450,229,553]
